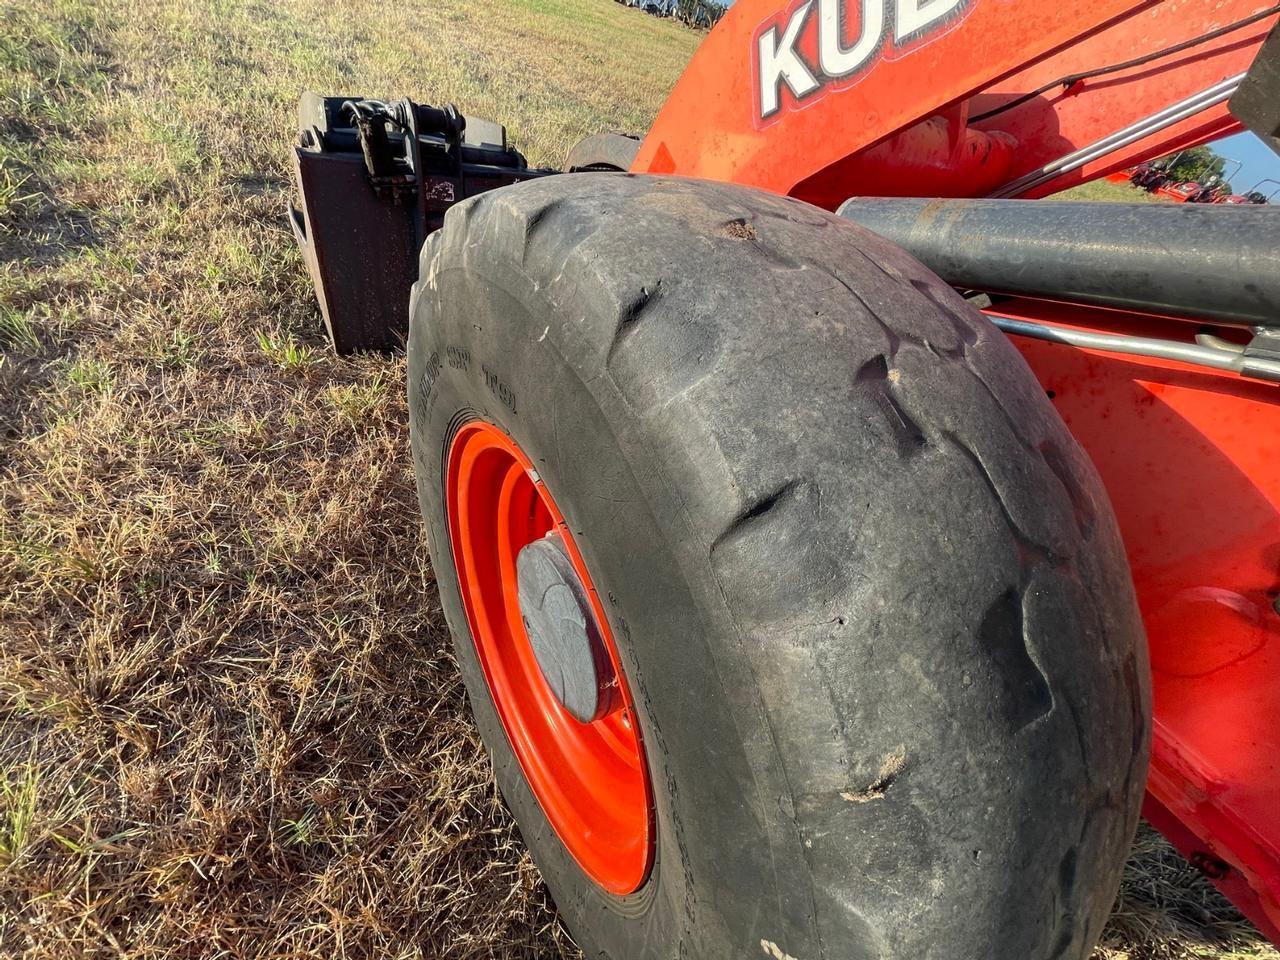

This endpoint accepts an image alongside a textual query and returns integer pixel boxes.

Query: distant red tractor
[1129,153,1180,190]
[1221,176,1280,203]
[1152,157,1241,200]
[1157,177,1206,199]
[291,3,1280,958]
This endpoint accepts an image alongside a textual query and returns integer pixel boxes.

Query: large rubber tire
[563,131,642,172]
[407,174,1151,960]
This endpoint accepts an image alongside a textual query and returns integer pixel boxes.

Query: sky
[1208,132,1280,197]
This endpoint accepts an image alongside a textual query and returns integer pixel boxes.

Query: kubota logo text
[754,0,973,122]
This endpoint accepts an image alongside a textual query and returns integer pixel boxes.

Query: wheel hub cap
[516,534,619,724]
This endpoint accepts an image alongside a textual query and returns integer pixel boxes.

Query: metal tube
[989,315,1280,383]
[837,198,1280,328]
[989,74,1244,198]
[989,316,1240,371]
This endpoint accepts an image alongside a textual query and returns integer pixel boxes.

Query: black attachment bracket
[290,93,556,354]
[1230,19,1280,157]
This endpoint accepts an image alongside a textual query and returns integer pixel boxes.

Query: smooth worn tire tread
[407,173,1151,960]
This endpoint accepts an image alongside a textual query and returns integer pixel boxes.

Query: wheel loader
[288,2,1280,956]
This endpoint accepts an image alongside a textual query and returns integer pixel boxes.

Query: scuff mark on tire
[841,747,906,803]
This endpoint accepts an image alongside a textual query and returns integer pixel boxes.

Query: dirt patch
[720,217,758,240]
[841,747,907,804]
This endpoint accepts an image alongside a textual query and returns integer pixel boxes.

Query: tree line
[615,0,727,29]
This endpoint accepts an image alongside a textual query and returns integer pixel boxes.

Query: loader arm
[634,0,1278,204]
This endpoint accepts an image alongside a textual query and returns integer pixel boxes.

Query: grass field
[0,0,1274,957]
[1056,178,1169,203]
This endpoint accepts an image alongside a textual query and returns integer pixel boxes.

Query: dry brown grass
[0,0,1274,957]
[1095,826,1279,960]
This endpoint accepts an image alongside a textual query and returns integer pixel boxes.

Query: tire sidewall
[408,255,808,959]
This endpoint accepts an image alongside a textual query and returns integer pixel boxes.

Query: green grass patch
[1054,178,1166,203]
[0,755,39,868]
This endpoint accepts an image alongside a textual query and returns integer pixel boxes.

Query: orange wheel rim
[445,420,653,894]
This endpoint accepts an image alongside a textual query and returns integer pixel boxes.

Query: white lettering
[758,2,820,117]
[894,0,964,42]
[818,0,885,80]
